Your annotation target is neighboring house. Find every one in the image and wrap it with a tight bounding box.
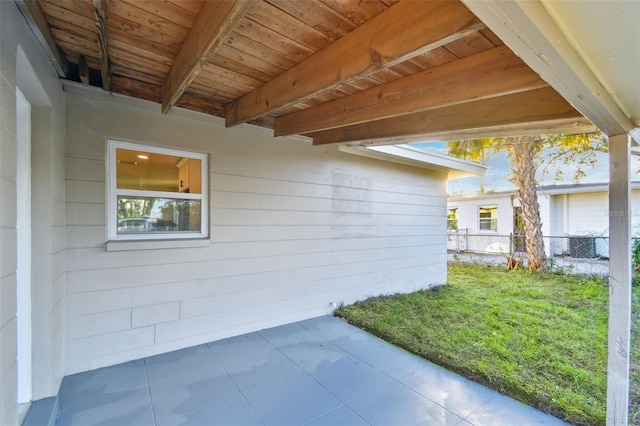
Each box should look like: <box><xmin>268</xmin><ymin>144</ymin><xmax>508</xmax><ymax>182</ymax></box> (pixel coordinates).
<box><xmin>447</xmin><ymin>182</ymin><xmax>640</xmax><ymax>257</ymax></box>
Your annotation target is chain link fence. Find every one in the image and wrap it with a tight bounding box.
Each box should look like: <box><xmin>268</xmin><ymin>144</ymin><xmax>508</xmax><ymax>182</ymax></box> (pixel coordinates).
<box><xmin>447</xmin><ymin>229</ymin><xmax>611</xmax><ymax>259</ymax></box>
<box><xmin>447</xmin><ymin>229</ymin><xmax>617</xmax><ymax>276</ymax></box>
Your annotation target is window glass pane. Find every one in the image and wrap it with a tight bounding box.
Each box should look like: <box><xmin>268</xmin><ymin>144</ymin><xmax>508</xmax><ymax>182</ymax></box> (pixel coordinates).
<box><xmin>116</xmin><ymin>148</ymin><xmax>202</xmax><ymax>194</ymax></box>
<box><xmin>117</xmin><ymin>196</ymin><xmax>201</xmax><ymax>234</ymax></box>
<box><xmin>447</xmin><ymin>208</ymin><xmax>458</xmax><ymax>230</ymax></box>
<box><xmin>479</xmin><ymin>206</ymin><xmax>497</xmax><ymax>230</ymax></box>
<box><xmin>479</xmin><ymin>207</ymin><xmax>496</xmax><ymax>218</ymax></box>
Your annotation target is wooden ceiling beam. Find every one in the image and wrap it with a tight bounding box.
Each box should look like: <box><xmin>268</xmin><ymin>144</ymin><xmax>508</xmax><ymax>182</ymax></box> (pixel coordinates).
<box><xmin>91</xmin><ymin>0</ymin><xmax>112</xmax><ymax>91</ymax></box>
<box><xmin>161</xmin><ymin>0</ymin><xmax>254</xmax><ymax>114</ymax></box>
<box><xmin>16</xmin><ymin>0</ymin><xmax>69</xmax><ymax>77</ymax></box>
<box><xmin>275</xmin><ymin>46</ymin><xmax>546</xmax><ymax>137</ymax></box>
<box><xmin>226</xmin><ymin>0</ymin><xmax>484</xmax><ymax>127</ymax></box>
<box><xmin>312</xmin><ymin>87</ymin><xmax>595</xmax><ymax>145</ymax></box>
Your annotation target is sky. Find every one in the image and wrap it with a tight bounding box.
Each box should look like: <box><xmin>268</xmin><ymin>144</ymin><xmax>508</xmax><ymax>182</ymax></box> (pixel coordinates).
<box><xmin>412</xmin><ymin>141</ymin><xmax>640</xmax><ymax>196</ymax></box>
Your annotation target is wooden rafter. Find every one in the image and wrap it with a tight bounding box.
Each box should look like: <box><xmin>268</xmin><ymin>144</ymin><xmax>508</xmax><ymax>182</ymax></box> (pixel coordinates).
<box><xmin>91</xmin><ymin>0</ymin><xmax>111</xmax><ymax>91</ymax></box>
<box><xmin>161</xmin><ymin>0</ymin><xmax>254</xmax><ymax>114</ymax></box>
<box><xmin>16</xmin><ymin>0</ymin><xmax>68</xmax><ymax>77</ymax></box>
<box><xmin>274</xmin><ymin>46</ymin><xmax>546</xmax><ymax>137</ymax></box>
<box><xmin>312</xmin><ymin>87</ymin><xmax>595</xmax><ymax>145</ymax></box>
<box><xmin>226</xmin><ymin>0</ymin><xmax>484</xmax><ymax>127</ymax></box>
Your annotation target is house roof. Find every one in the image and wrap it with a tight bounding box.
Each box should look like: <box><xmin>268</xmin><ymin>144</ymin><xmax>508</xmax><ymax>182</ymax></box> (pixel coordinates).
<box><xmin>448</xmin><ymin>181</ymin><xmax>640</xmax><ymax>202</ymax></box>
<box><xmin>17</xmin><ymin>0</ymin><xmax>622</xmax><ymax>147</ymax></box>
<box><xmin>339</xmin><ymin>144</ymin><xmax>488</xmax><ymax>179</ymax></box>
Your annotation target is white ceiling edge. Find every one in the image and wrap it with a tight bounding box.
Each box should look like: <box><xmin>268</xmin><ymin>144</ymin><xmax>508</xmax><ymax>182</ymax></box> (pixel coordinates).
<box><xmin>462</xmin><ymin>0</ymin><xmax>634</xmax><ymax>137</ymax></box>
<box><xmin>339</xmin><ymin>144</ymin><xmax>488</xmax><ymax>180</ymax></box>
<box><xmin>539</xmin><ymin>0</ymin><xmax>640</xmax><ymax>127</ymax></box>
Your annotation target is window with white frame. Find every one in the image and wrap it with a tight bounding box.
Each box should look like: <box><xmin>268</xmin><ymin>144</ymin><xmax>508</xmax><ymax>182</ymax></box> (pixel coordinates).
<box><xmin>447</xmin><ymin>208</ymin><xmax>458</xmax><ymax>230</ymax></box>
<box><xmin>478</xmin><ymin>206</ymin><xmax>498</xmax><ymax>231</ymax></box>
<box><xmin>107</xmin><ymin>140</ymin><xmax>208</xmax><ymax>240</ymax></box>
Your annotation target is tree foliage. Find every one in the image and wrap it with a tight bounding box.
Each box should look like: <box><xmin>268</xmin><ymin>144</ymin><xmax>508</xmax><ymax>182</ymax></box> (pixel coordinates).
<box><xmin>449</xmin><ymin>132</ymin><xmax>607</xmax><ymax>185</ymax></box>
<box><xmin>448</xmin><ymin>132</ymin><xmax>606</xmax><ymax>272</ymax></box>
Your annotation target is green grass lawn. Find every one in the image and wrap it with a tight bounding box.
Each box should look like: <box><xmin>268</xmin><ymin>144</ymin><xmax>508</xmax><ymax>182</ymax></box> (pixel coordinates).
<box><xmin>335</xmin><ymin>263</ymin><xmax>638</xmax><ymax>426</ymax></box>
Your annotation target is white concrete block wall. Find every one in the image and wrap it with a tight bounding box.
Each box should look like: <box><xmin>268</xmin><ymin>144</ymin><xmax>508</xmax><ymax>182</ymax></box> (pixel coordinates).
<box><xmin>448</xmin><ymin>193</ymin><xmax>555</xmax><ymax>255</ymax></box>
<box><xmin>565</xmin><ymin>192</ymin><xmax>610</xmax><ymax>235</ymax></box>
<box><xmin>450</xmin><ymin>189</ymin><xmax>640</xmax><ymax>258</ymax></box>
<box><xmin>448</xmin><ymin>195</ymin><xmax>515</xmax><ymax>253</ymax></box>
<box><xmin>548</xmin><ymin>190</ymin><xmax>640</xmax><ymax>238</ymax></box>
<box><xmin>1</xmin><ymin>1</ymin><xmax>66</xmax><ymax>424</ymax></box>
<box><xmin>0</xmin><ymin>4</ymin><xmax>20</xmax><ymax>422</ymax></box>
<box><xmin>634</xmin><ymin>192</ymin><xmax>640</xmax><ymax>236</ymax></box>
<box><xmin>64</xmin><ymin>86</ymin><xmax>448</xmax><ymax>375</ymax></box>
<box><xmin>31</xmin><ymin>104</ymin><xmax>67</xmax><ymax>401</ymax></box>
<box><xmin>448</xmin><ymin>195</ymin><xmax>512</xmax><ymax>235</ymax></box>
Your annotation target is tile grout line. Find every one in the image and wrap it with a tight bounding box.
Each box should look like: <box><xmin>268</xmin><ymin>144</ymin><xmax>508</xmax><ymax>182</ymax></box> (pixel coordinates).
<box><xmin>205</xmin><ymin>340</ymin><xmax>266</xmax><ymax>426</ymax></box>
<box><xmin>141</xmin><ymin>358</ymin><xmax>159</xmax><ymax>426</ymax></box>
<box><xmin>268</xmin><ymin>321</ymin><xmax>387</xmax><ymax>425</ymax></box>
<box><xmin>260</xmin><ymin>323</ymin><xmax>354</xmax><ymax>424</ymax></box>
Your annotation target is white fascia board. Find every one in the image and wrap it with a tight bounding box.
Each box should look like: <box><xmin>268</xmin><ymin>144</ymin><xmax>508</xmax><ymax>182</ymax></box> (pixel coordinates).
<box><xmin>449</xmin><ymin>182</ymin><xmax>640</xmax><ymax>201</ymax></box>
<box><xmin>540</xmin><ymin>182</ymin><xmax>640</xmax><ymax>196</ymax></box>
<box><xmin>339</xmin><ymin>144</ymin><xmax>488</xmax><ymax>179</ymax></box>
<box><xmin>462</xmin><ymin>0</ymin><xmax>633</xmax><ymax>137</ymax></box>
<box><xmin>448</xmin><ymin>192</ymin><xmax>515</xmax><ymax>202</ymax></box>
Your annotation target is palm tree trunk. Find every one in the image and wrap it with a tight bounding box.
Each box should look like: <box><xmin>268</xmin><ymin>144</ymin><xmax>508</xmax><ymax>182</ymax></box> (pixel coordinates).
<box><xmin>509</xmin><ymin>137</ymin><xmax>547</xmax><ymax>272</ymax></box>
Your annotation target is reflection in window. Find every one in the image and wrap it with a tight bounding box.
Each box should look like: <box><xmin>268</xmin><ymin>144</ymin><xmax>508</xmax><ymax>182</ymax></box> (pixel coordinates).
<box><xmin>116</xmin><ymin>197</ymin><xmax>201</xmax><ymax>234</ymax></box>
<box><xmin>447</xmin><ymin>208</ymin><xmax>458</xmax><ymax>230</ymax></box>
<box><xmin>479</xmin><ymin>206</ymin><xmax>498</xmax><ymax>231</ymax></box>
<box><xmin>108</xmin><ymin>141</ymin><xmax>208</xmax><ymax>240</ymax></box>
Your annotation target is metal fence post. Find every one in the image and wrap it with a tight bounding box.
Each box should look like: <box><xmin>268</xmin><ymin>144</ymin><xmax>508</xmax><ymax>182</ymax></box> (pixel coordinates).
<box><xmin>509</xmin><ymin>232</ymin><xmax>514</xmax><ymax>255</ymax></box>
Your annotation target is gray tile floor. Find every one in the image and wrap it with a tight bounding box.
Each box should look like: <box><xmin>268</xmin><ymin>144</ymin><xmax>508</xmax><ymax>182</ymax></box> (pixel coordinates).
<box><xmin>54</xmin><ymin>316</ymin><xmax>569</xmax><ymax>426</ymax></box>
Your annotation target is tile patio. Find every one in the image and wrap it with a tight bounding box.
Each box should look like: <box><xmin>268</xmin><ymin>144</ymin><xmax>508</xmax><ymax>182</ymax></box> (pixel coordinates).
<box><xmin>46</xmin><ymin>316</ymin><xmax>569</xmax><ymax>426</ymax></box>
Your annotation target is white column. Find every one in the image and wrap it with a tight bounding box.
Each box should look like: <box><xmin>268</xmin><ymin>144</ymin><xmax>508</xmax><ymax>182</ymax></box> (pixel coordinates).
<box><xmin>607</xmin><ymin>133</ymin><xmax>632</xmax><ymax>425</ymax></box>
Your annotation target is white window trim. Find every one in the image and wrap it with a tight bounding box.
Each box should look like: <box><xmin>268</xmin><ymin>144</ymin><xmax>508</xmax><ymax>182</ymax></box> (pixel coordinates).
<box><xmin>478</xmin><ymin>205</ymin><xmax>498</xmax><ymax>232</ymax></box>
<box><xmin>107</xmin><ymin>140</ymin><xmax>209</xmax><ymax>241</ymax></box>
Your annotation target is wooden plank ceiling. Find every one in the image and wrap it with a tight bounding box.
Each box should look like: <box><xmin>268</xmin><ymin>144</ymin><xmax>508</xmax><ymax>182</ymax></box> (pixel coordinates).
<box><xmin>25</xmin><ymin>0</ymin><xmax>595</xmax><ymax>144</ymax></box>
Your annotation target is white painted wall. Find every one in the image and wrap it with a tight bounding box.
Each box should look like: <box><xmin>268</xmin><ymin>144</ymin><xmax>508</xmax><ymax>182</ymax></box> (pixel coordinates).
<box><xmin>0</xmin><ymin>2</ymin><xmax>66</xmax><ymax>424</ymax></box>
<box><xmin>562</xmin><ymin>192</ymin><xmax>610</xmax><ymax>236</ymax></box>
<box><xmin>548</xmin><ymin>190</ymin><xmax>640</xmax><ymax>239</ymax></box>
<box><xmin>447</xmin><ymin>194</ymin><xmax>523</xmax><ymax>253</ymax></box>
<box><xmin>448</xmin><ymin>195</ymin><xmax>514</xmax><ymax>236</ymax></box>
<box><xmin>64</xmin><ymin>85</ymin><xmax>449</xmax><ymax>375</ymax></box>
<box><xmin>449</xmin><ymin>189</ymin><xmax>640</xmax><ymax>258</ymax></box>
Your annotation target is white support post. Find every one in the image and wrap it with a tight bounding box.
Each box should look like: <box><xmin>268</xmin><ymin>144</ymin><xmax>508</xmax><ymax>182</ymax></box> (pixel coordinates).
<box><xmin>607</xmin><ymin>133</ymin><xmax>632</xmax><ymax>425</ymax></box>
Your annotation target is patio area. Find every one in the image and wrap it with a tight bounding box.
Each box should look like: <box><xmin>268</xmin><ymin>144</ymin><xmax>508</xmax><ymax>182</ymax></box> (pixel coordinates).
<box><xmin>42</xmin><ymin>316</ymin><xmax>566</xmax><ymax>426</ymax></box>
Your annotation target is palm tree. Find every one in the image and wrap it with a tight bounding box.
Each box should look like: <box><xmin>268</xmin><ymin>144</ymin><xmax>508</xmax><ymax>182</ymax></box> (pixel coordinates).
<box><xmin>448</xmin><ymin>132</ymin><xmax>605</xmax><ymax>272</ymax></box>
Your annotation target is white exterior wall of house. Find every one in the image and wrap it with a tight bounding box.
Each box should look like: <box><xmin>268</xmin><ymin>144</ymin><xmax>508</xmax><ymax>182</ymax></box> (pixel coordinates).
<box><xmin>549</xmin><ymin>191</ymin><xmax>640</xmax><ymax>237</ymax></box>
<box><xmin>549</xmin><ymin>190</ymin><xmax>640</xmax><ymax>258</ymax></box>
<box><xmin>449</xmin><ymin>195</ymin><xmax>514</xmax><ymax>236</ymax></box>
<box><xmin>450</xmin><ymin>187</ymin><xmax>640</xmax><ymax>258</ymax></box>
<box><xmin>448</xmin><ymin>194</ymin><xmax>552</xmax><ymax>253</ymax></box>
<box><xmin>63</xmin><ymin>85</ymin><xmax>449</xmax><ymax>376</ymax></box>
<box><xmin>550</xmin><ymin>192</ymin><xmax>609</xmax><ymax>236</ymax></box>
<box><xmin>0</xmin><ymin>2</ymin><xmax>454</xmax><ymax>417</ymax></box>
<box><xmin>0</xmin><ymin>2</ymin><xmax>67</xmax><ymax>424</ymax></box>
